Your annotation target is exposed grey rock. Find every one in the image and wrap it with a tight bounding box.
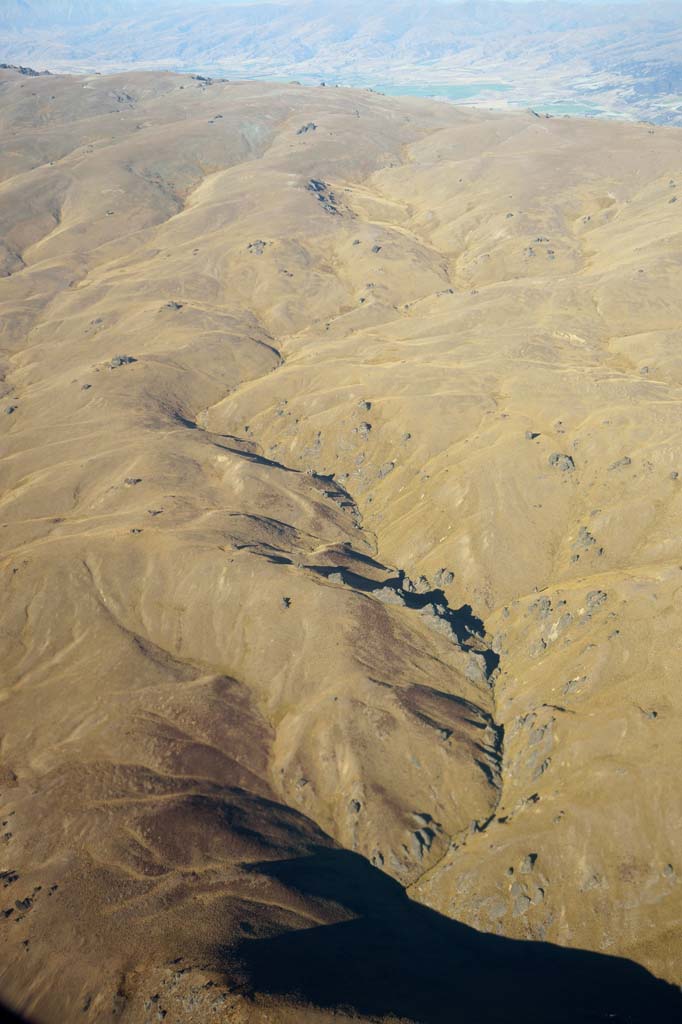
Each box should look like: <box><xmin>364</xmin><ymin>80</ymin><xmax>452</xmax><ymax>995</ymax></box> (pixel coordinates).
<box><xmin>109</xmin><ymin>355</ymin><xmax>136</xmax><ymax>368</ymax></box>
<box><xmin>563</xmin><ymin>675</ymin><xmax>587</xmax><ymax>695</ymax></box>
<box><xmin>520</xmin><ymin>853</ymin><xmax>538</xmax><ymax>873</ymax></box>
<box><xmin>280</xmin><ymin>596</ymin><xmax>291</xmax><ymax>609</ymax></box>
<box><xmin>415</xmin><ymin>575</ymin><xmax>431</xmax><ymax>594</ymax></box>
<box><xmin>551</xmin><ymin>611</ymin><xmax>573</xmax><ymax>638</ymax></box>
<box><xmin>374</xmin><ymin>586</ymin><xmax>405</xmax><ymax>606</ymax></box>
<box><xmin>576</xmin><ymin>525</ymin><xmax>596</xmax><ymax>550</ymax></box>
<box><xmin>165</xmin><ymin>300</ymin><xmax>183</xmax><ymax>309</ymax></box>
<box><xmin>433</xmin><ymin>568</ymin><xmax>454</xmax><ymax>588</ymax></box>
<box><xmin>357</xmin><ymin>422</ymin><xmax>372</xmax><ymax>440</ymax></box>
<box><xmin>5</xmin><ymin>405</ymin><xmax>17</xmax><ymax>415</ymax></box>
<box><xmin>371</xmin><ymin>244</ymin><xmax>382</xmax><ymax>254</ymax></box>
<box><xmin>548</xmin><ymin>452</ymin><xmax>575</xmax><ymax>472</ymax></box>
<box><xmin>307</xmin><ymin>178</ymin><xmax>339</xmax><ymax>214</ymax></box>
<box><xmin>529</xmin><ymin>638</ymin><xmax>547</xmax><ymax>658</ymax></box>
<box><xmin>465</xmin><ymin>652</ymin><xmax>489</xmax><ymax>685</ymax></box>
<box><xmin>411</xmin><ymin>828</ymin><xmax>435</xmax><ymax>858</ymax></box>
<box><xmin>296</xmin><ymin>122</ymin><xmax>317</xmax><ymax>135</ymax></box>
<box><xmin>358</xmin><ymin>400</ymin><xmax>372</xmax><ymax>411</ymax></box>
<box><xmin>512</xmin><ymin>893</ymin><xmax>531</xmax><ymax>917</ymax></box>
<box><xmin>0</xmin><ymin>64</ymin><xmax>51</xmax><ymax>77</ymax></box>
<box><xmin>378</xmin><ymin>461</ymin><xmax>395</xmax><ymax>479</ymax></box>
<box><xmin>528</xmin><ymin>724</ymin><xmax>549</xmax><ymax>746</ymax></box>
<box><xmin>485</xmin><ymin>898</ymin><xmax>507</xmax><ymax>920</ymax></box>
<box><xmin>526</xmin><ymin>430</ymin><xmax>540</xmax><ymax>440</ymax></box>
<box><xmin>247</xmin><ymin>239</ymin><xmax>267</xmax><ymax>255</ymax></box>
<box><xmin>530</xmin><ymin>596</ymin><xmax>552</xmax><ymax>618</ymax></box>
<box><xmin>124</xmin><ymin>477</ymin><xmax>142</xmax><ymax>486</ymax></box>
<box><xmin>586</xmin><ymin>589</ymin><xmax>608</xmax><ymax>610</ymax></box>
<box><xmin>608</xmin><ymin>456</ymin><xmax>632</xmax><ymax>471</ymax></box>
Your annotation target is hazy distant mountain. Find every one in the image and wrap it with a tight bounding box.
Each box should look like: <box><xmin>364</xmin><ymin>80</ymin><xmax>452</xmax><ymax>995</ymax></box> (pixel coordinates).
<box><xmin>1</xmin><ymin>1</ymin><xmax>681</xmax><ymax>123</ymax></box>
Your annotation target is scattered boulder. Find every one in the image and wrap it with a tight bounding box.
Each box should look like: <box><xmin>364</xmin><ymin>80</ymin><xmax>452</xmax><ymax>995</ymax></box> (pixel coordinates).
<box><xmin>530</xmin><ymin>596</ymin><xmax>552</xmax><ymax>618</ymax></box>
<box><xmin>520</xmin><ymin>853</ymin><xmax>538</xmax><ymax>874</ymax></box>
<box><xmin>296</xmin><ymin>122</ymin><xmax>317</xmax><ymax>135</ymax></box>
<box><xmin>357</xmin><ymin>422</ymin><xmax>372</xmax><ymax>440</ymax></box>
<box><xmin>586</xmin><ymin>590</ymin><xmax>608</xmax><ymax>611</ymax></box>
<box><xmin>109</xmin><ymin>355</ymin><xmax>136</xmax><ymax>368</ymax></box>
<box><xmin>307</xmin><ymin>179</ymin><xmax>339</xmax><ymax>215</ymax></box>
<box><xmin>548</xmin><ymin>452</ymin><xmax>575</xmax><ymax>472</ymax></box>
<box><xmin>377</xmin><ymin>461</ymin><xmax>395</xmax><ymax>479</ymax></box>
<box><xmin>371</xmin><ymin>244</ymin><xmax>382</xmax><ymax>254</ymax></box>
<box><xmin>5</xmin><ymin>405</ymin><xmax>17</xmax><ymax>415</ymax></box>
<box><xmin>358</xmin><ymin>400</ymin><xmax>372</xmax><ymax>411</ymax></box>
<box><xmin>526</xmin><ymin>430</ymin><xmax>540</xmax><ymax>440</ymax></box>
<box><xmin>165</xmin><ymin>301</ymin><xmax>183</xmax><ymax>310</ymax></box>
<box><xmin>247</xmin><ymin>240</ymin><xmax>267</xmax><ymax>255</ymax></box>
<box><xmin>576</xmin><ymin>526</ymin><xmax>596</xmax><ymax>550</ymax></box>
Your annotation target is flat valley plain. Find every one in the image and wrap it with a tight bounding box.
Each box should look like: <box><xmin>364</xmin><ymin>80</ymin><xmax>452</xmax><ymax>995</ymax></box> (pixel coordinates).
<box><xmin>0</xmin><ymin>66</ymin><xmax>682</xmax><ymax>1023</ymax></box>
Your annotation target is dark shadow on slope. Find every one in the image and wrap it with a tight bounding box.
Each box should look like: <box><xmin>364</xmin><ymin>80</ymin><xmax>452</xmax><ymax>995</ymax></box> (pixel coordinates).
<box><xmin>0</xmin><ymin>1003</ymin><xmax>29</xmax><ymax>1024</ymax></box>
<box><xmin>235</xmin><ymin>848</ymin><xmax>682</xmax><ymax>1024</ymax></box>
<box><xmin>214</xmin><ymin>443</ymin><xmax>298</xmax><ymax>473</ymax></box>
<box><xmin>307</xmin><ymin>564</ymin><xmax>500</xmax><ymax>676</ymax></box>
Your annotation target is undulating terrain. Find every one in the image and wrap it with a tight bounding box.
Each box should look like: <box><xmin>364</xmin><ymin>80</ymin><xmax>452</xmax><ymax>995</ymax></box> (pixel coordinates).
<box><xmin>0</xmin><ymin>65</ymin><xmax>681</xmax><ymax>1022</ymax></box>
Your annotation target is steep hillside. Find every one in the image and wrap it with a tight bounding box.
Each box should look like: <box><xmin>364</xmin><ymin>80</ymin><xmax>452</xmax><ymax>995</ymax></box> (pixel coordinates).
<box><xmin>0</xmin><ymin>67</ymin><xmax>681</xmax><ymax>1023</ymax></box>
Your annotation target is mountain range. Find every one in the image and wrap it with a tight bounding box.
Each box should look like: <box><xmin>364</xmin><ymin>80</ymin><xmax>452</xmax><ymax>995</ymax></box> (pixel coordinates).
<box><xmin>1</xmin><ymin>1</ymin><xmax>681</xmax><ymax>123</ymax></box>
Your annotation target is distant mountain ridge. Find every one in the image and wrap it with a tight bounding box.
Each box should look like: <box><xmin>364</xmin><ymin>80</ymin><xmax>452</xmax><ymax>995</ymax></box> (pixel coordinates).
<box><xmin>1</xmin><ymin>1</ymin><xmax>681</xmax><ymax>124</ymax></box>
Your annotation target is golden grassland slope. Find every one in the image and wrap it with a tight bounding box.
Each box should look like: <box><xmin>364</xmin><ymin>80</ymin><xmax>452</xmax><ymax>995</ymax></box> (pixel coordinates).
<box><xmin>0</xmin><ymin>68</ymin><xmax>681</xmax><ymax>1023</ymax></box>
